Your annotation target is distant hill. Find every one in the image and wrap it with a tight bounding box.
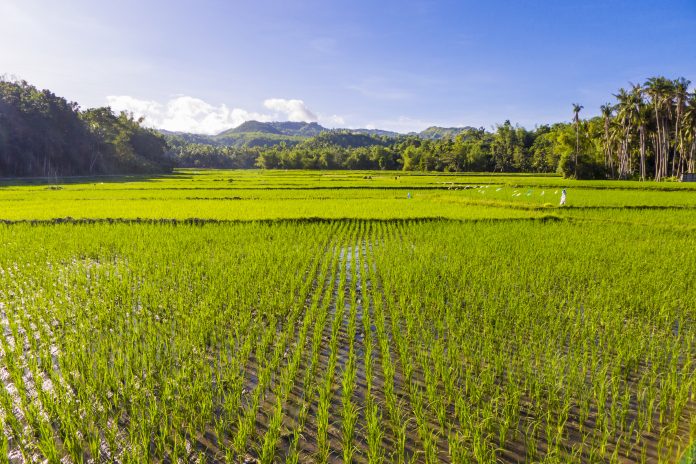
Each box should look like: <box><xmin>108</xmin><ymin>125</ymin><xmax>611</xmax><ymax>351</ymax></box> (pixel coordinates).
<box><xmin>218</xmin><ymin>132</ymin><xmax>305</xmax><ymax>148</ymax></box>
<box><xmin>346</xmin><ymin>128</ymin><xmax>400</xmax><ymax>138</ymax></box>
<box><xmin>160</xmin><ymin>121</ymin><xmax>480</xmax><ymax>148</ymax></box>
<box><xmin>298</xmin><ymin>131</ymin><xmax>390</xmax><ymax>149</ymax></box>
<box><xmin>415</xmin><ymin>126</ymin><xmax>478</xmax><ymax>140</ymax></box>
<box><xmin>192</xmin><ymin>121</ymin><xmax>326</xmax><ymax>147</ymax></box>
<box><xmin>225</xmin><ymin>120</ymin><xmax>281</xmax><ymax>135</ymax></box>
<box><xmin>220</xmin><ymin>121</ymin><xmax>325</xmax><ymax>137</ymax></box>
<box><xmin>158</xmin><ymin>130</ymin><xmax>219</xmax><ymax>145</ymax></box>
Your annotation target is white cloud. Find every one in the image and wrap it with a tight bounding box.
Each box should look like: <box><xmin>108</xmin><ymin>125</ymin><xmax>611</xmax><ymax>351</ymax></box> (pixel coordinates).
<box><xmin>263</xmin><ymin>98</ymin><xmax>317</xmax><ymax>122</ymax></box>
<box><xmin>107</xmin><ymin>95</ymin><xmax>162</xmax><ymax>117</ymax></box>
<box><xmin>106</xmin><ymin>95</ymin><xmax>271</xmax><ymax>134</ymax></box>
<box><xmin>106</xmin><ymin>95</ymin><xmax>347</xmax><ymax>134</ymax></box>
<box><xmin>320</xmin><ymin>114</ymin><xmax>346</xmax><ymax>127</ymax></box>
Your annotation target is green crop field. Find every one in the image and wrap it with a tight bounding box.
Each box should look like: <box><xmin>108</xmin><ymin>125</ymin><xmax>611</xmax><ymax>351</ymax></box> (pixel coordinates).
<box><xmin>0</xmin><ymin>170</ymin><xmax>695</xmax><ymax>463</ymax></box>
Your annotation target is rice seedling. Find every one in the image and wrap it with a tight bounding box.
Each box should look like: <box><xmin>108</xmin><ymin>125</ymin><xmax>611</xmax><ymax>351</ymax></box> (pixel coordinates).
<box><xmin>0</xmin><ymin>170</ymin><xmax>694</xmax><ymax>462</ymax></box>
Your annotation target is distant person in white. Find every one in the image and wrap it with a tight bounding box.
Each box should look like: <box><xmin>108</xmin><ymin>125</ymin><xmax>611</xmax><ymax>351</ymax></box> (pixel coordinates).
<box><xmin>560</xmin><ymin>189</ymin><xmax>567</xmax><ymax>206</ymax></box>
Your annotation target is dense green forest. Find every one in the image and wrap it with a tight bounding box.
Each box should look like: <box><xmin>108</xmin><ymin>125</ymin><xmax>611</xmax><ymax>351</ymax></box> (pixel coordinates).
<box><xmin>0</xmin><ymin>79</ymin><xmax>172</xmax><ymax>177</ymax></box>
<box><xmin>2</xmin><ymin>77</ymin><xmax>694</xmax><ymax>179</ymax></box>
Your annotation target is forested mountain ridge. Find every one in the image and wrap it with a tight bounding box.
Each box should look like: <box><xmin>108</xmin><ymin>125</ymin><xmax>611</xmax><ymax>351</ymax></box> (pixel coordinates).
<box><xmin>221</xmin><ymin>120</ymin><xmax>325</xmax><ymax>137</ymax></box>
<box><xmin>412</xmin><ymin>126</ymin><xmax>478</xmax><ymax>139</ymax></box>
<box><xmin>0</xmin><ymin>79</ymin><xmax>173</xmax><ymax>177</ymax></box>
<box><xmin>161</xmin><ymin>121</ymin><xmax>478</xmax><ymax>147</ymax></box>
<box><xmin>159</xmin><ymin>121</ymin><xmax>324</xmax><ymax>149</ymax></box>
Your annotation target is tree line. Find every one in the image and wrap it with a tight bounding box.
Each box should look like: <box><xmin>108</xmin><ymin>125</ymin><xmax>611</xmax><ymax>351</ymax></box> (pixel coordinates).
<box><xmin>0</xmin><ymin>79</ymin><xmax>172</xmax><ymax>177</ymax></box>
<box><xmin>599</xmin><ymin>77</ymin><xmax>695</xmax><ymax>180</ymax></box>
<box><xmin>2</xmin><ymin>76</ymin><xmax>694</xmax><ymax>179</ymax></box>
<box><xmin>170</xmin><ymin>76</ymin><xmax>695</xmax><ymax>179</ymax></box>
<box><xmin>167</xmin><ymin>121</ymin><xmax>603</xmax><ymax>177</ymax></box>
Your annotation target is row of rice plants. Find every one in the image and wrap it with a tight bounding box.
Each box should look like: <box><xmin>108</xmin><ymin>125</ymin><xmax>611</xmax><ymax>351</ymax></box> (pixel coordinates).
<box><xmin>371</xmin><ymin>219</ymin><xmax>695</xmax><ymax>462</ymax></box>
<box><xmin>0</xmin><ymin>223</ymin><xmax>337</xmax><ymax>462</ymax></box>
<box><xmin>0</xmin><ymin>217</ymin><xmax>693</xmax><ymax>462</ymax></box>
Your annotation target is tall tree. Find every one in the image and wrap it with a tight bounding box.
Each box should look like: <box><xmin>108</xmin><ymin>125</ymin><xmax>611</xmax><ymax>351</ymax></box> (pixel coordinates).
<box><xmin>644</xmin><ymin>77</ymin><xmax>674</xmax><ymax>180</ymax></box>
<box><xmin>572</xmin><ymin>103</ymin><xmax>583</xmax><ymax>178</ymax></box>
<box><xmin>684</xmin><ymin>92</ymin><xmax>696</xmax><ymax>174</ymax></box>
<box><xmin>599</xmin><ymin>103</ymin><xmax>615</xmax><ymax>177</ymax></box>
<box><xmin>673</xmin><ymin>77</ymin><xmax>691</xmax><ymax>177</ymax></box>
<box><xmin>630</xmin><ymin>85</ymin><xmax>649</xmax><ymax>181</ymax></box>
<box><xmin>613</xmin><ymin>89</ymin><xmax>634</xmax><ymax>179</ymax></box>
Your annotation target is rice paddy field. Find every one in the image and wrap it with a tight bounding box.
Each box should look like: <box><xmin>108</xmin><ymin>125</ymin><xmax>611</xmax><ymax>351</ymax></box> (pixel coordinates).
<box><xmin>0</xmin><ymin>169</ymin><xmax>695</xmax><ymax>463</ymax></box>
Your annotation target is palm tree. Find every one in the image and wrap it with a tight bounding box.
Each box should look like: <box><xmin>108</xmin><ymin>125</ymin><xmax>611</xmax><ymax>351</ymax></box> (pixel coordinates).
<box><xmin>630</xmin><ymin>84</ymin><xmax>650</xmax><ymax>181</ymax></box>
<box><xmin>684</xmin><ymin>92</ymin><xmax>696</xmax><ymax>174</ymax></box>
<box><xmin>644</xmin><ymin>77</ymin><xmax>663</xmax><ymax>179</ymax></box>
<box><xmin>600</xmin><ymin>103</ymin><xmax>615</xmax><ymax>177</ymax></box>
<box><xmin>644</xmin><ymin>77</ymin><xmax>674</xmax><ymax>180</ymax></box>
<box><xmin>673</xmin><ymin>78</ymin><xmax>691</xmax><ymax>177</ymax></box>
<box><xmin>613</xmin><ymin>89</ymin><xmax>633</xmax><ymax>179</ymax></box>
<box><xmin>572</xmin><ymin>103</ymin><xmax>583</xmax><ymax>178</ymax></box>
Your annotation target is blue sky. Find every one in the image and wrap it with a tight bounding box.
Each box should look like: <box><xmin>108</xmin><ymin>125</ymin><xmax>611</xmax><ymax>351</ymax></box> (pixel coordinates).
<box><xmin>1</xmin><ymin>0</ymin><xmax>695</xmax><ymax>133</ymax></box>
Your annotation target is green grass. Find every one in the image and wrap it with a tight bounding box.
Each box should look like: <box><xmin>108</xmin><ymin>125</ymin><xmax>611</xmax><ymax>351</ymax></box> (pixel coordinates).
<box><xmin>0</xmin><ymin>169</ymin><xmax>694</xmax><ymax>463</ymax></box>
<box><xmin>0</xmin><ymin>197</ymin><xmax>550</xmax><ymax>221</ymax></box>
<box><xmin>2</xmin><ymin>168</ymin><xmax>695</xmax><ymax>222</ymax></box>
